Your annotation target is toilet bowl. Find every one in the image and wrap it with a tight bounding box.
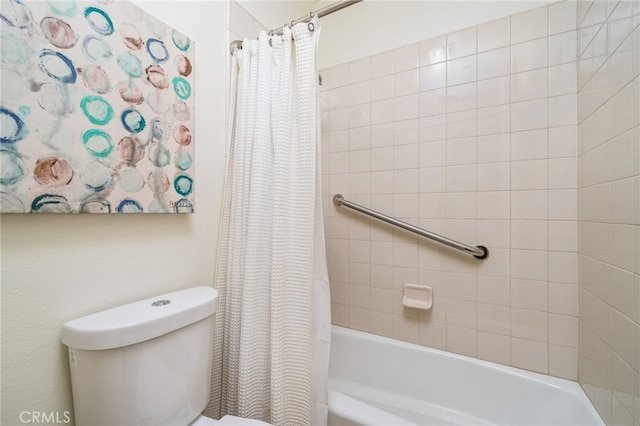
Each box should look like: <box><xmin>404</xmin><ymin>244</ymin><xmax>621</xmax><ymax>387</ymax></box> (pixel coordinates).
<box><xmin>61</xmin><ymin>286</ymin><xmax>271</xmax><ymax>426</ymax></box>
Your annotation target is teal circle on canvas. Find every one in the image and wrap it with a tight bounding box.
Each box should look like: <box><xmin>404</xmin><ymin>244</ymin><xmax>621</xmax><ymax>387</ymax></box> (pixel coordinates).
<box><xmin>171</xmin><ymin>77</ymin><xmax>191</xmax><ymax>100</ymax></box>
<box><xmin>81</xmin><ymin>95</ymin><xmax>113</xmax><ymax>125</ymax></box>
<box><xmin>173</xmin><ymin>174</ymin><xmax>193</xmax><ymax>196</ymax></box>
<box><xmin>84</xmin><ymin>7</ymin><xmax>114</xmax><ymax>36</ymax></box>
<box><xmin>31</xmin><ymin>193</ymin><xmax>72</xmax><ymax>213</ymax></box>
<box><xmin>47</xmin><ymin>1</ymin><xmax>77</xmax><ymax>17</ymax></box>
<box><xmin>82</xmin><ymin>129</ymin><xmax>113</xmax><ymax>158</ymax></box>
<box><xmin>171</xmin><ymin>30</ymin><xmax>190</xmax><ymax>51</ymax></box>
<box><xmin>117</xmin><ymin>51</ymin><xmax>143</xmax><ymax>78</ymax></box>
<box><xmin>174</xmin><ymin>149</ymin><xmax>192</xmax><ymax>171</ymax></box>
<box><xmin>0</xmin><ymin>149</ymin><xmax>27</xmax><ymax>185</ymax></box>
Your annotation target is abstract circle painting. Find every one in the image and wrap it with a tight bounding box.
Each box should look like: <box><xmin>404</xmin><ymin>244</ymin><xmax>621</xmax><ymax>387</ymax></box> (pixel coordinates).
<box><xmin>0</xmin><ymin>0</ymin><xmax>195</xmax><ymax>214</ymax></box>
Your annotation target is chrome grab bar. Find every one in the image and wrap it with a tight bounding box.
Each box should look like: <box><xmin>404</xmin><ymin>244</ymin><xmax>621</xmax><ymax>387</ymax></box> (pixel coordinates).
<box><xmin>332</xmin><ymin>194</ymin><xmax>489</xmax><ymax>260</ymax></box>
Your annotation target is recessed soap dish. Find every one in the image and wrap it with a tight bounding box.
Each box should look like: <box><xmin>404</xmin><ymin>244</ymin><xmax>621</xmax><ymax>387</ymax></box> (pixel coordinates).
<box><xmin>402</xmin><ymin>284</ymin><xmax>433</xmax><ymax>310</ymax></box>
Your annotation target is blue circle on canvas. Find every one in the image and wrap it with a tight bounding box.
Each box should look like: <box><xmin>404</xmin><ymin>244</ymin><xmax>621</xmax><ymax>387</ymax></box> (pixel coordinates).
<box><xmin>39</xmin><ymin>49</ymin><xmax>77</xmax><ymax>84</ymax></box>
<box><xmin>116</xmin><ymin>198</ymin><xmax>143</xmax><ymax>213</ymax></box>
<box><xmin>80</xmin><ymin>160</ymin><xmax>112</xmax><ymax>192</ymax></box>
<box><xmin>0</xmin><ymin>107</ymin><xmax>27</xmax><ymax>143</ymax></box>
<box><xmin>146</xmin><ymin>38</ymin><xmax>169</xmax><ymax>63</ymax></box>
<box><xmin>82</xmin><ymin>35</ymin><xmax>112</xmax><ymax>65</ymax></box>
<box><xmin>174</xmin><ymin>198</ymin><xmax>193</xmax><ymax>213</ymax></box>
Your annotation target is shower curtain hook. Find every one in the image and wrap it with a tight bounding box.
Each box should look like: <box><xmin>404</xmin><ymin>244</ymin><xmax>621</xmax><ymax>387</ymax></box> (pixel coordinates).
<box><xmin>307</xmin><ymin>12</ymin><xmax>315</xmax><ymax>32</ymax></box>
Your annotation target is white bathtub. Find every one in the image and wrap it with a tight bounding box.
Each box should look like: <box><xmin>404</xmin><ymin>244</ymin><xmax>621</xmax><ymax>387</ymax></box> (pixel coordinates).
<box><xmin>328</xmin><ymin>326</ymin><xmax>603</xmax><ymax>426</ymax></box>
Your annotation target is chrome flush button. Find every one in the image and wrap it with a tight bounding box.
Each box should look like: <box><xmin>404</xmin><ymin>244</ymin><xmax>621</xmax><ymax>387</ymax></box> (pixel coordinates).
<box><xmin>151</xmin><ymin>300</ymin><xmax>171</xmax><ymax>307</ymax></box>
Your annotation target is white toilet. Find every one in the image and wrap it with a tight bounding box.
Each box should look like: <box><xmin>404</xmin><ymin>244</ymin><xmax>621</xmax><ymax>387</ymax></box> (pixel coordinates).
<box><xmin>61</xmin><ymin>286</ymin><xmax>270</xmax><ymax>426</ymax></box>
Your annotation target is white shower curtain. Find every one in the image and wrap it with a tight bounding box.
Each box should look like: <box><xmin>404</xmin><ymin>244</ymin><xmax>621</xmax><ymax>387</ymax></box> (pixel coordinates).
<box><xmin>208</xmin><ymin>19</ymin><xmax>330</xmax><ymax>426</ymax></box>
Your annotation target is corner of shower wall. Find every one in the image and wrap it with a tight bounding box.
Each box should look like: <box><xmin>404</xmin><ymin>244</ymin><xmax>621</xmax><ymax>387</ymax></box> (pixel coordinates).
<box><xmin>320</xmin><ymin>0</ymin><xmax>584</xmax><ymax>383</ymax></box>
<box><xmin>225</xmin><ymin>1</ymin><xmax>269</xmax><ymax>138</ymax></box>
<box><xmin>207</xmin><ymin>2</ymin><xmax>268</xmax><ymax>419</ymax></box>
<box><xmin>576</xmin><ymin>1</ymin><xmax>640</xmax><ymax>424</ymax></box>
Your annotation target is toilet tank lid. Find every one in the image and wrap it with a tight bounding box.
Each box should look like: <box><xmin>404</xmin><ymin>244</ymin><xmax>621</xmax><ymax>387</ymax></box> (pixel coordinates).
<box><xmin>61</xmin><ymin>286</ymin><xmax>218</xmax><ymax>350</ymax></box>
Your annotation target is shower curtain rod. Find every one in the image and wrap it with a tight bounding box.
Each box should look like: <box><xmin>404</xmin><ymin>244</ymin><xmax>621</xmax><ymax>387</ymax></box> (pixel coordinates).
<box><xmin>229</xmin><ymin>0</ymin><xmax>363</xmax><ymax>54</ymax></box>
<box><xmin>333</xmin><ymin>194</ymin><xmax>489</xmax><ymax>259</ymax></box>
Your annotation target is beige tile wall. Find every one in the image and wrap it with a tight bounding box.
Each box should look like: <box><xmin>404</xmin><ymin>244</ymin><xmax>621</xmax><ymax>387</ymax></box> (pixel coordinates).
<box><xmin>576</xmin><ymin>1</ymin><xmax>640</xmax><ymax>425</ymax></box>
<box><xmin>320</xmin><ymin>2</ymin><xmax>581</xmax><ymax>380</ymax></box>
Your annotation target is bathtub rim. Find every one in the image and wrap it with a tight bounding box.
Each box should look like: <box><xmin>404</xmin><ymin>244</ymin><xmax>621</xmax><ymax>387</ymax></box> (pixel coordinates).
<box><xmin>329</xmin><ymin>325</ymin><xmax>604</xmax><ymax>425</ymax></box>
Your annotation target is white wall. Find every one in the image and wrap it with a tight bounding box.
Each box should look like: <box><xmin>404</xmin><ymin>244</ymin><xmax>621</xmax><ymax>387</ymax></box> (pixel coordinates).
<box><xmin>0</xmin><ymin>1</ymin><xmax>228</xmax><ymax>424</ymax></box>
<box><xmin>235</xmin><ymin>0</ymin><xmax>313</xmax><ymax>34</ymax></box>
<box><xmin>316</xmin><ymin>0</ymin><xmax>555</xmax><ymax>69</ymax></box>
<box><xmin>231</xmin><ymin>1</ymin><xmax>557</xmax><ymax>69</ymax></box>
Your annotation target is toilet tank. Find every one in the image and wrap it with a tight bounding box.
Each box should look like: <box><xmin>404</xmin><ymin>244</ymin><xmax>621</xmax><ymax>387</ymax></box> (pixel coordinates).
<box><xmin>61</xmin><ymin>286</ymin><xmax>218</xmax><ymax>426</ymax></box>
